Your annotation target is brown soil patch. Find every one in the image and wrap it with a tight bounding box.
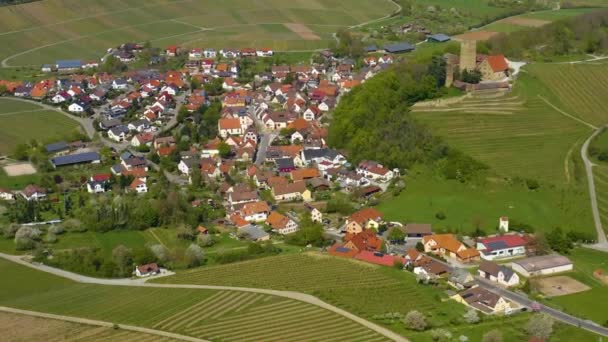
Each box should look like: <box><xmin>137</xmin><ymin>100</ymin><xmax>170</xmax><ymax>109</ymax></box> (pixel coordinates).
<box><xmin>533</xmin><ymin>275</ymin><xmax>591</xmax><ymax>297</ymax></box>
<box><xmin>453</xmin><ymin>30</ymin><xmax>499</xmax><ymax>42</ymax></box>
<box><xmin>284</xmin><ymin>23</ymin><xmax>321</xmax><ymax>41</ymax></box>
<box><xmin>499</xmin><ymin>17</ymin><xmax>550</xmax><ymax>27</ymax></box>
<box><xmin>3</xmin><ymin>162</ymin><xmax>36</xmax><ymax>176</ymax></box>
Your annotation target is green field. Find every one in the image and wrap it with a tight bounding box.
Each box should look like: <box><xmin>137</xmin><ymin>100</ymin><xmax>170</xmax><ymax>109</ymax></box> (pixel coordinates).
<box><xmin>0</xmin><ymin>0</ymin><xmax>398</xmax><ymax>66</ymax></box>
<box><xmin>0</xmin><ymin>258</ymin><xmax>389</xmax><ymax>341</ymax></box>
<box><xmin>0</xmin><ymin>98</ymin><xmax>81</xmax><ymax>154</ymax></box>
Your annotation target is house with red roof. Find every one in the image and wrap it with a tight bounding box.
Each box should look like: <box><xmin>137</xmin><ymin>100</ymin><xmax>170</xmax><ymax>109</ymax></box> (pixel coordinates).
<box><xmin>218</xmin><ymin>118</ymin><xmax>243</xmax><ymax>138</ymax></box>
<box><xmin>479</xmin><ymin>55</ymin><xmax>510</xmax><ymax>81</ymax></box>
<box><xmin>476</xmin><ymin>234</ymin><xmax>527</xmax><ymax>261</ymax></box>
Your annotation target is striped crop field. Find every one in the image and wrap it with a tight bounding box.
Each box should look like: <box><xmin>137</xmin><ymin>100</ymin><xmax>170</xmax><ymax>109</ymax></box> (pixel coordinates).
<box><xmin>0</xmin><ymin>258</ymin><xmax>390</xmax><ymax>341</ymax></box>
<box><xmin>527</xmin><ymin>63</ymin><xmax>608</xmax><ymax>127</ymax></box>
<box><xmin>154</xmin><ymin>253</ymin><xmax>467</xmax><ymax>321</ymax></box>
<box><xmin>411</xmin><ymin>73</ymin><xmax>592</xmax><ymax>184</ymax></box>
<box><xmin>0</xmin><ymin>0</ymin><xmax>397</xmax><ymax>66</ymax></box>
<box><xmin>0</xmin><ymin>311</ymin><xmax>179</xmax><ymax>342</ymax></box>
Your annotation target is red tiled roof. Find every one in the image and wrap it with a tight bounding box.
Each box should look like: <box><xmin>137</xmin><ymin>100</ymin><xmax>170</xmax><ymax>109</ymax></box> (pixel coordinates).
<box><xmin>354</xmin><ymin>251</ymin><xmax>404</xmax><ymax>267</ymax></box>
<box><xmin>485</xmin><ymin>55</ymin><xmax>509</xmax><ymax>72</ymax></box>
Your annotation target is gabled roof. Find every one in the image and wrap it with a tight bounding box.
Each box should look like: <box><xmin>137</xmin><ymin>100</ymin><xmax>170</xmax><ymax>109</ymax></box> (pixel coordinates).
<box><xmin>355</xmin><ymin>251</ymin><xmax>404</xmax><ymax>267</ymax></box>
<box><xmin>478</xmin><ymin>235</ymin><xmax>527</xmax><ymax>252</ymax></box>
<box><xmin>266</xmin><ymin>211</ymin><xmax>290</xmax><ymax>229</ymax></box>
<box><xmin>348</xmin><ymin>207</ymin><xmax>384</xmax><ymax>225</ymax></box>
<box><xmin>485</xmin><ymin>55</ymin><xmax>509</xmax><ymax>72</ymax></box>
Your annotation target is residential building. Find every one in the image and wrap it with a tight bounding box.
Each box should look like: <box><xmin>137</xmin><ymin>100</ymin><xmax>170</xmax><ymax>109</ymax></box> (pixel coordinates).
<box><xmin>266</xmin><ymin>211</ymin><xmax>299</xmax><ymax>235</ymax></box>
<box><xmin>478</xmin><ymin>260</ymin><xmax>520</xmax><ymax>287</ymax></box>
<box><xmin>271</xmin><ymin>181</ymin><xmax>311</xmax><ymax>202</ymax></box>
<box><xmin>404</xmin><ymin>223</ymin><xmax>432</xmax><ymax>238</ymax></box>
<box><xmin>452</xmin><ymin>286</ymin><xmax>511</xmax><ymax>314</ymax></box>
<box><xmin>345</xmin><ymin>208</ymin><xmax>384</xmax><ymax>234</ymax></box>
<box><xmin>21</xmin><ymin>185</ymin><xmax>46</xmax><ymax>201</ymax></box>
<box><xmin>343</xmin><ymin>229</ymin><xmax>382</xmax><ymax>252</ymax></box>
<box><xmin>423</xmin><ymin>234</ymin><xmax>480</xmax><ymax>263</ymax></box>
<box><xmin>135</xmin><ymin>263</ymin><xmax>160</xmax><ymax>277</ymax></box>
<box><xmin>305</xmin><ymin>204</ymin><xmax>322</xmax><ymax>223</ymax></box>
<box><xmin>240</xmin><ymin>201</ymin><xmax>271</xmax><ymax>222</ymax></box>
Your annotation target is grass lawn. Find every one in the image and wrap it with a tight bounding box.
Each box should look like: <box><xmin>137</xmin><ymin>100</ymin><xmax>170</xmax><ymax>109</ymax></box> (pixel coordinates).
<box><xmin>0</xmin><ymin>99</ymin><xmax>81</xmax><ymax>155</ymax></box>
<box><xmin>0</xmin><ymin>168</ymin><xmax>40</xmax><ymax>190</ymax></box>
<box><xmin>0</xmin><ymin>258</ymin><xmax>389</xmax><ymax>341</ymax></box>
<box><xmin>377</xmin><ymin>166</ymin><xmax>594</xmax><ymax>236</ymax></box>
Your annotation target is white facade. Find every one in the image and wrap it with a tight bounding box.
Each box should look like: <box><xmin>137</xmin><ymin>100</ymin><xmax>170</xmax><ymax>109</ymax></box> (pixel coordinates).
<box><xmin>511</xmin><ymin>263</ymin><xmax>573</xmax><ymax>278</ymax></box>
<box><xmin>275</xmin><ymin>219</ymin><xmax>298</xmax><ymax>235</ymax></box>
<box><xmin>68</xmin><ymin>103</ymin><xmax>85</xmax><ymax>113</ymax></box>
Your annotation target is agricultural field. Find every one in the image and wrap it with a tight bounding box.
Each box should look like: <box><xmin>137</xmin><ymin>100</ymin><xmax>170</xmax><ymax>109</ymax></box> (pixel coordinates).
<box><xmin>412</xmin><ymin>72</ymin><xmax>592</xmax><ymax>185</ymax></box>
<box><xmin>0</xmin><ymin>98</ymin><xmax>81</xmax><ymax>155</ymax></box>
<box><xmin>0</xmin><ymin>258</ymin><xmax>389</xmax><ymax>341</ymax></box>
<box><xmin>0</xmin><ymin>0</ymin><xmax>398</xmax><ymax>66</ymax></box>
<box><xmin>0</xmin><ymin>311</ymin><xmax>180</xmax><ymax>342</ymax></box>
<box><xmin>593</xmin><ymin>164</ymin><xmax>608</xmax><ymax>232</ymax></box>
<box><xmin>154</xmin><ymin>252</ymin><xmax>472</xmax><ymax>334</ymax></box>
<box><xmin>527</xmin><ymin>63</ymin><xmax>608</xmax><ymax>127</ymax></box>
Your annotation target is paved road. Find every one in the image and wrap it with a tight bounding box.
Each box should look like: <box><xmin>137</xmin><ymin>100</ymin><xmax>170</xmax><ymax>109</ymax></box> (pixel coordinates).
<box><xmin>581</xmin><ymin>127</ymin><xmax>608</xmax><ymax>246</ymax></box>
<box><xmin>0</xmin><ymin>306</ymin><xmax>208</xmax><ymax>342</ymax></box>
<box><xmin>476</xmin><ymin>277</ymin><xmax>608</xmax><ymax>337</ymax></box>
<box><xmin>0</xmin><ymin>252</ymin><xmax>408</xmax><ymax>342</ymax></box>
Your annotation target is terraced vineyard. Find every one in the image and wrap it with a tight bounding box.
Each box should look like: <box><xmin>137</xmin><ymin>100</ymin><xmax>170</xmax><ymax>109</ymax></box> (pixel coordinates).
<box><xmin>527</xmin><ymin>63</ymin><xmax>608</xmax><ymax>127</ymax></box>
<box><xmin>0</xmin><ymin>311</ymin><xmax>179</xmax><ymax>342</ymax></box>
<box><xmin>154</xmin><ymin>253</ymin><xmax>466</xmax><ymax>322</ymax></box>
<box><xmin>0</xmin><ymin>259</ymin><xmax>389</xmax><ymax>341</ymax></box>
<box><xmin>412</xmin><ymin>84</ymin><xmax>591</xmax><ymax>184</ymax></box>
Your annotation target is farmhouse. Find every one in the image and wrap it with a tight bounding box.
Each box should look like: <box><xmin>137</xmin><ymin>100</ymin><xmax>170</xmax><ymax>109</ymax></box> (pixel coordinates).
<box><xmin>343</xmin><ymin>229</ymin><xmax>382</xmax><ymax>252</ymax></box>
<box><xmin>271</xmin><ymin>181</ymin><xmax>311</xmax><ymax>202</ymax></box>
<box><xmin>266</xmin><ymin>211</ymin><xmax>299</xmax><ymax>235</ymax></box>
<box><xmin>478</xmin><ymin>260</ymin><xmax>519</xmax><ymax>287</ymax></box>
<box><xmin>135</xmin><ymin>263</ymin><xmax>160</xmax><ymax>277</ymax></box>
<box><xmin>453</xmin><ymin>286</ymin><xmax>511</xmax><ymax>314</ymax></box>
<box><xmin>511</xmin><ymin>255</ymin><xmax>573</xmax><ymax>277</ymax></box>
<box><xmin>240</xmin><ymin>201</ymin><xmax>271</xmax><ymax>222</ymax></box>
<box><xmin>345</xmin><ymin>207</ymin><xmax>384</xmax><ymax>234</ymax></box>
<box><xmin>21</xmin><ymin>185</ymin><xmax>46</xmax><ymax>201</ymax></box>
<box><xmin>51</xmin><ymin>152</ymin><xmax>101</xmax><ymax>168</ymax></box>
<box><xmin>423</xmin><ymin>234</ymin><xmax>480</xmax><ymax>263</ymax></box>
<box><xmin>305</xmin><ymin>204</ymin><xmax>322</xmax><ymax>223</ymax></box>
<box><xmin>218</xmin><ymin>118</ymin><xmax>243</xmax><ymax>138</ymax></box>
<box><xmin>0</xmin><ymin>188</ymin><xmax>15</xmax><ymax>201</ymax></box>
<box><xmin>476</xmin><ymin>235</ymin><xmax>527</xmax><ymax>260</ymax></box>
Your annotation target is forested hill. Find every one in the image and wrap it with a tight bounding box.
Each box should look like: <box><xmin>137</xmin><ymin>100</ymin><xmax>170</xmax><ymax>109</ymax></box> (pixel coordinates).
<box><xmin>328</xmin><ymin>60</ymin><xmax>486</xmax><ymax>182</ymax></box>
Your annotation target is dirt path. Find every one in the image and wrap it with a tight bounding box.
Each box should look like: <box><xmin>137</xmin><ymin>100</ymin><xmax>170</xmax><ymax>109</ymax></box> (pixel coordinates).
<box><xmin>0</xmin><ymin>306</ymin><xmax>208</xmax><ymax>342</ymax></box>
<box><xmin>537</xmin><ymin>95</ymin><xmax>597</xmax><ymax>129</ymax></box>
<box><xmin>0</xmin><ymin>252</ymin><xmax>408</xmax><ymax>342</ymax></box>
<box><xmin>581</xmin><ymin>128</ymin><xmax>608</xmax><ymax>246</ymax></box>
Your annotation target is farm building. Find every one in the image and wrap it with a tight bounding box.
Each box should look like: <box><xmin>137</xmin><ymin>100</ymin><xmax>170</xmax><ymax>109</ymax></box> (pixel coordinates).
<box><xmin>476</xmin><ymin>234</ymin><xmax>527</xmax><ymax>260</ymax></box>
<box><xmin>383</xmin><ymin>42</ymin><xmax>415</xmax><ymax>54</ymax></box>
<box><xmin>135</xmin><ymin>263</ymin><xmax>160</xmax><ymax>277</ymax></box>
<box><xmin>51</xmin><ymin>152</ymin><xmax>101</xmax><ymax>168</ymax></box>
<box><xmin>511</xmin><ymin>255</ymin><xmax>573</xmax><ymax>277</ymax></box>
<box><xmin>478</xmin><ymin>260</ymin><xmax>519</xmax><ymax>287</ymax></box>
<box><xmin>56</xmin><ymin>60</ymin><xmax>82</xmax><ymax>71</ymax></box>
<box><xmin>238</xmin><ymin>225</ymin><xmax>270</xmax><ymax>242</ymax></box>
<box><xmin>427</xmin><ymin>33</ymin><xmax>451</xmax><ymax>43</ymax></box>
<box><xmin>404</xmin><ymin>223</ymin><xmax>432</xmax><ymax>238</ymax></box>
<box><xmin>45</xmin><ymin>141</ymin><xmax>69</xmax><ymax>154</ymax></box>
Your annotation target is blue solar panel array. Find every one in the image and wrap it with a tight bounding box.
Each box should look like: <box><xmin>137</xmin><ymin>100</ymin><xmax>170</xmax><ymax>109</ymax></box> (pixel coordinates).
<box><xmin>51</xmin><ymin>152</ymin><xmax>100</xmax><ymax>167</ymax></box>
<box><xmin>336</xmin><ymin>247</ymin><xmax>351</xmax><ymax>253</ymax></box>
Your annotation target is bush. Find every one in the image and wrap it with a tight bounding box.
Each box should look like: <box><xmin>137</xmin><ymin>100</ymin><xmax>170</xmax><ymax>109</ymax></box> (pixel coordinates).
<box><xmin>184</xmin><ymin>244</ymin><xmax>204</xmax><ymax>268</ymax></box>
<box><xmin>2</xmin><ymin>223</ymin><xmax>20</xmax><ymax>238</ymax></box>
<box><xmin>149</xmin><ymin>244</ymin><xmax>170</xmax><ymax>263</ymax></box>
<box><xmin>526</xmin><ymin>314</ymin><xmax>554</xmax><ymax>340</ymax></box>
<box><xmin>62</xmin><ymin>218</ymin><xmax>85</xmax><ymax>232</ymax></box>
<box><xmin>403</xmin><ymin>310</ymin><xmax>427</xmax><ymax>331</ymax></box>
<box><xmin>14</xmin><ymin>226</ymin><xmax>41</xmax><ymax>250</ymax></box>
<box><xmin>197</xmin><ymin>234</ymin><xmax>217</xmax><ymax>247</ymax></box>
<box><xmin>525</xmin><ymin>179</ymin><xmax>540</xmax><ymax>190</ymax></box>
<box><xmin>435</xmin><ymin>211</ymin><xmax>446</xmax><ymax>220</ymax></box>
<box><xmin>463</xmin><ymin>309</ymin><xmax>479</xmax><ymax>324</ymax></box>
<box><xmin>45</xmin><ymin>232</ymin><xmax>58</xmax><ymax>243</ymax></box>
<box><xmin>482</xmin><ymin>329</ymin><xmax>502</xmax><ymax>342</ymax></box>
<box><xmin>48</xmin><ymin>225</ymin><xmax>65</xmax><ymax>235</ymax></box>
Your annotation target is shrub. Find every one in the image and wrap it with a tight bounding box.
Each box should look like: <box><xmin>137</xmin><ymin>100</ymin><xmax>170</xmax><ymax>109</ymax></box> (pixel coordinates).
<box><xmin>526</xmin><ymin>314</ymin><xmax>554</xmax><ymax>340</ymax></box>
<box><xmin>14</xmin><ymin>226</ymin><xmax>41</xmax><ymax>250</ymax></box>
<box><xmin>435</xmin><ymin>211</ymin><xmax>446</xmax><ymax>220</ymax></box>
<box><xmin>463</xmin><ymin>309</ymin><xmax>479</xmax><ymax>324</ymax></box>
<box><xmin>62</xmin><ymin>218</ymin><xmax>85</xmax><ymax>232</ymax></box>
<box><xmin>184</xmin><ymin>244</ymin><xmax>204</xmax><ymax>268</ymax></box>
<box><xmin>2</xmin><ymin>223</ymin><xmax>20</xmax><ymax>238</ymax></box>
<box><xmin>525</xmin><ymin>179</ymin><xmax>540</xmax><ymax>190</ymax></box>
<box><xmin>482</xmin><ymin>329</ymin><xmax>502</xmax><ymax>342</ymax></box>
<box><xmin>197</xmin><ymin>234</ymin><xmax>217</xmax><ymax>247</ymax></box>
<box><xmin>403</xmin><ymin>310</ymin><xmax>427</xmax><ymax>331</ymax></box>
<box><xmin>48</xmin><ymin>225</ymin><xmax>65</xmax><ymax>235</ymax></box>
<box><xmin>45</xmin><ymin>232</ymin><xmax>58</xmax><ymax>243</ymax></box>
<box><xmin>149</xmin><ymin>244</ymin><xmax>170</xmax><ymax>263</ymax></box>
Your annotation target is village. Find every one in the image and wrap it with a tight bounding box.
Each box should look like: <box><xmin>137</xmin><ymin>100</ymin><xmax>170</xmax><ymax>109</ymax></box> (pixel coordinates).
<box><xmin>0</xmin><ymin>34</ymin><xmax>591</xmax><ymax>328</ymax></box>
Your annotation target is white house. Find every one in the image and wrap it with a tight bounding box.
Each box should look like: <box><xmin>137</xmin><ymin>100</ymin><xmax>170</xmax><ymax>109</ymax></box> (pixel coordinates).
<box><xmin>256</xmin><ymin>48</ymin><xmax>274</xmax><ymax>57</ymax></box>
<box><xmin>86</xmin><ymin>181</ymin><xmax>106</xmax><ymax>194</ymax></box>
<box><xmin>129</xmin><ymin>179</ymin><xmax>148</xmax><ymax>193</ymax></box>
<box><xmin>108</xmin><ymin>125</ymin><xmax>129</xmax><ymax>142</ymax></box>
<box><xmin>52</xmin><ymin>93</ymin><xmax>69</xmax><ymax>104</ymax></box>
<box><xmin>112</xmin><ymin>79</ymin><xmax>128</xmax><ymax>90</ymax></box>
<box><xmin>218</xmin><ymin>118</ymin><xmax>243</xmax><ymax>138</ymax></box>
<box><xmin>135</xmin><ymin>263</ymin><xmax>160</xmax><ymax>277</ymax></box>
<box><xmin>241</xmin><ymin>201</ymin><xmax>271</xmax><ymax>222</ymax></box>
<box><xmin>305</xmin><ymin>204</ymin><xmax>322</xmax><ymax>223</ymax></box>
<box><xmin>478</xmin><ymin>261</ymin><xmax>519</xmax><ymax>287</ymax></box>
<box><xmin>21</xmin><ymin>185</ymin><xmax>46</xmax><ymax>201</ymax></box>
<box><xmin>68</xmin><ymin>102</ymin><xmax>85</xmax><ymax>113</ymax></box>
<box><xmin>356</xmin><ymin>160</ymin><xmax>395</xmax><ymax>182</ymax></box>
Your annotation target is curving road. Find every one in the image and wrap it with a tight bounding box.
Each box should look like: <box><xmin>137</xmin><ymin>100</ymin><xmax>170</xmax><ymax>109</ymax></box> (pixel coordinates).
<box><xmin>581</xmin><ymin>127</ymin><xmax>608</xmax><ymax>246</ymax></box>
<box><xmin>0</xmin><ymin>252</ymin><xmax>408</xmax><ymax>342</ymax></box>
<box><xmin>0</xmin><ymin>306</ymin><xmax>208</xmax><ymax>342</ymax></box>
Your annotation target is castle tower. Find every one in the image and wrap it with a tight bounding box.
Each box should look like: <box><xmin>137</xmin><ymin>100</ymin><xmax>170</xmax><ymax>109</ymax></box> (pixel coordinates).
<box><xmin>499</xmin><ymin>216</ymin><xmax>509</xmax><ymax>232</ymax></box>
<box><xmin>445</xmin><ymin>62</ymin><xmax>454</xmax><ymax>87</ymax></box>
<box><xmin>459</xmin><ymin>39</ymin><xmax>476</xmax><ymax>72</ymax></box>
